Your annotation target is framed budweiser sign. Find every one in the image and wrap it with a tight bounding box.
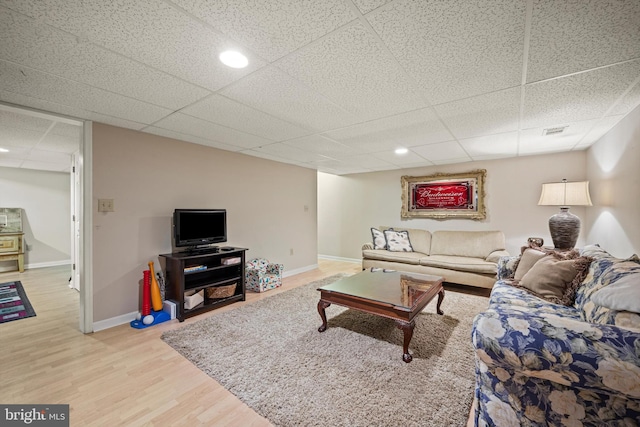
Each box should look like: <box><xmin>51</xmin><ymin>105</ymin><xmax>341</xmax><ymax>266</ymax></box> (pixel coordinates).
<box><xmin>401</xmin><ymin>170</ymin><xmax>487</xmax><ymax>219</ymax></box>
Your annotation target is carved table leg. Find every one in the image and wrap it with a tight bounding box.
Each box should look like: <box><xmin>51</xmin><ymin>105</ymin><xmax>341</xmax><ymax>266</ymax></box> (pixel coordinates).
<box><xmin>396</xmin><ymin>319</ymin><xmax>415</xmax><ymax>363</ymax></box>
<box><xmin>317</xmin><ymin>300</ymin><xmax>331</xmax><ymax>332</ymax></box>
<box><xmin>437</xmin><ymin>288</ymin><xmax>445</xmax><ymax>315</ymax></box>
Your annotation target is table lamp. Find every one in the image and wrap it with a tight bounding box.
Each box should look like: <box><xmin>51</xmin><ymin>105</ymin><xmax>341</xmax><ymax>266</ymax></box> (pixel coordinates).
<box><xmin>538</xmin><ymin>179</ymin><xmax>592</xmax><ymax>249</ymax></box>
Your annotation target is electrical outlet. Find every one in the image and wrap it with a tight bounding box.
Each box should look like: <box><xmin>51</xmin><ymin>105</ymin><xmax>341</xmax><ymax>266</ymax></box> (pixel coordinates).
<box><xmin>98</xmin><ymin>199</ymin><xmax>114</xmax><ymax>212</ymax></box>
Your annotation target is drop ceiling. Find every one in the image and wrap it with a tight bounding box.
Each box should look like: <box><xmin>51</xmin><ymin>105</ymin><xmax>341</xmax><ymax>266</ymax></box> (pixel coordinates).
<box><xmin>0</xmin><ymin>0</ymin><xmax>639</xmax><ymax>175</ymax></box>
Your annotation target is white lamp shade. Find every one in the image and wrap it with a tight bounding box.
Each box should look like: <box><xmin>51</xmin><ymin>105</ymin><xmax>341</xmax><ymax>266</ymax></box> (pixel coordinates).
<box><xmin>538</xmin><ymin>181</ymin><xmax>592</xmax><ymax>206</ymax></box>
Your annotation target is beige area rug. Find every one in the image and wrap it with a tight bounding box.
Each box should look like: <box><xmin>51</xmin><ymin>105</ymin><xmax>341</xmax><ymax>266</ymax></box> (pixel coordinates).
<box><xmin>161</xmin><ymin>275</ymin><xmax>489</xmax><ymax>427</ymax></box>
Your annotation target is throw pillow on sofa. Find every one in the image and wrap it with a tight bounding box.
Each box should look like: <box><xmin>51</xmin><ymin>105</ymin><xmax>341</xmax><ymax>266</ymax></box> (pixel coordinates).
<box><xmin>514</xmin><ymin>248</ymin><xmax>547</xmax><ymax>281</ymax></box>
<box><xmin>383</xmin><ymin>229</ymin><xmax>414</xmax><ymax>252</ymax></box>
<box><xmin>518</xmin><ymin>252</ymin><xmax>592</xmax><ymax>305</ymax></box>
<box><xmin>371</xmin><ymin>228</ymin><xmax>387</xmax><ymax>250</ymax></box>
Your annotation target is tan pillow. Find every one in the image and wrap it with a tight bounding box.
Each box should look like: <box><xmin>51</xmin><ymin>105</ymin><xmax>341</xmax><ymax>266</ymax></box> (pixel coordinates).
<box><xmin>518</xmin><ymin>254</ymin><xmax>592</xmax><ymax>305</ymax></box>
<box><xmin>514</xmin><ymin>248</ymin><xmax>547</xmax><ymax>281</ymax></box>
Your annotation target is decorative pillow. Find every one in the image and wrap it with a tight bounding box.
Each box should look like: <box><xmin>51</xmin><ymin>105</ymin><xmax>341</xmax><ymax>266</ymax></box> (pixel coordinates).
<box><xmin>371</xmin><ymin>228</ymin><xmax>387</xmax><ymax>250</ymax></box>
<box><xmin>383</xmin><ymin>229</ymin><xmax>413</xmax><ymax>252</ymax></box>
<box><xmin>592</xmin><ymin>272</ymin><xmax>640</xmax><ymax>313</ymax></box>
<box><xmin>517</xmin><ymin>252</ymin><xmax>592</xmax><ymax>306</ymax></box>
<box><xmin>513</xmin><ymin>248</ymin><xmax>547</xmax><ymax>281</ymax></box>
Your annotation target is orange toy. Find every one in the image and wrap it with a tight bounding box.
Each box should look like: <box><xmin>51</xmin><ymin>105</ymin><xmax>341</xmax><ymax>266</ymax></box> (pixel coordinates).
<box><xmin>148</xmin><ymin>261</ymin><xmax>163</xmax><ymax>311</ymax></box>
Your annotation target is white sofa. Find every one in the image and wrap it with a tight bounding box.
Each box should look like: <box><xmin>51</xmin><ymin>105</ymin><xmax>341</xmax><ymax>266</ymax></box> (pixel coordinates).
<box><xmin>362</xmin><ymin>227</ymin><xmax>509</xmax><ymax>289</ymax></box>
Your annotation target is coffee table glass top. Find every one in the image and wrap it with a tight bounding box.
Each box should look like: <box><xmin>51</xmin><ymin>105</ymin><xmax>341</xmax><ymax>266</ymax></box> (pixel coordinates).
<box><xmin>318</xmin><ymin>269</ymin><xmax>442</xmax><ymax>310</ymax></box>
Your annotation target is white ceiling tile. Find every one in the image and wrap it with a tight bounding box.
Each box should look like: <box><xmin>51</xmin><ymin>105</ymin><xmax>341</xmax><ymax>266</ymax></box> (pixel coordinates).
<box><xmin>27</xmin><ymin>149</ymin><xmax>71</xmax><ymax>164</ymax></box>
<box><xmin>519</xmin><ymin>119</ymin><xmax>598</xmax><ymax>155</ymax></box>
<box><xmin>0</xmin><ymin>157</ymin><xmax>24</xmax><ymax>168</ymax></box>
<box><xmin>576</xmin><ymin>115</ymin><xmax>625</xmax><ymax>148</ymax></box>
<box><xmin>0</xmin><ymin>109</ymin><xmax>52</xmax><ymax>132</ymax></box>
<box><xmin>277</xmin><ymin>22</ymin><xmax>427</xmax><ymax>121</ymax></box>
<box><xmin>523</xmin><ymin>60</ymin><xmax>640</xmax><ymax>129</ymax></box>
<box><xmin>250</xmin><ymin>143</ymin><xmax>326</xmax><ymax>163</ymax></box>
<box><xmin>0</xmin><ymin>126</ymin><xmax>44</xmax><ymax>148</ymax></box>
<box><xmin>367</xmin><ymin>0</ymin><xmax>525</xmax><ymax>104</ymax></box>
<box><xmin>0</xmin><ymin>8</ymin><xmax>211</xmax><ymax>110</ymax></box>
<box><xmin>435</xmin><ymin>87</ymin><xmax>521</xmax><ymax>139</ymax></box>
<box><xmin>340</xmin><ymin>154</ymin><xmax>398</xmax><ymax>170</ymax></box>
<box><xmin>39</xmin><ymin>133</ymin><xmax>80</xmax><ymax>153</ymax></box>
<box><xmin>220</xmin><ymin>67</ymin><xmax>359</xmax><ymax>132</ymax></box>
<box><xmin>527</xmin><ymin>0</ymin><xmax>640</xmax><ymax>82</ymax></box>
<box><xmin>150</xmin><ymin>113</ymin><xmax>271</xmax><ymax>149</ymax></box>
<box><xmin>143</xmin><ymin>126</ymin><xmax>244</xmax><ymax>153</ymax></box>
<box><xmin>324</xmin><ymin>108</ymin><xmax>454</xmax><ymax>152</ymax></box>
<box><xmin>1</xmin><ymin>90</ymin><xmax>148</xmax><ymax>131</ymax></box>
<box><xmin>2</xmin><ymin>0</ymin><xmax>267</xmax><ymax>91</ymax></box>
<box><xmin>49</xmin><ymin>122</ymin><xmax>82</xmax><ymax>137</ymax></box>
<box><xmin>411</xmin><ymin>141</ymin><xmax>471</xmax><ymax>162</ymax></box>
<box><xmin>181</xmin><ymin>95</ymin><xmax>311</xmax><ymax>142</ymax></box>
<box><xmin>459</xmin><ymin>132</ymin><xmax>519</xmax><ymax>159</ymax></box>
<box><xmin>0</xmin><ymin>146</ymin><xmax>32</xmax><ymax>158</ymax></box>
<box><xmin>171</xmin><ymin>0</ymin><xmax>356</xmax><ymax>62</ymax></box>
<box><xmin>371</xmin><ymin>150</ymin><xmax>432</xmax><ymax>167</ymax></box>
<box><xmin>281</xmin><ymin>135</ymin><xmax>359</xmax><ymax>158</ymax></box>
<box><xmin>353</xmin><ymin>0</ymin><xmax>393</xmax><ymax>14</ymax></box>
<box><xmin>608</xmin><ymin>81</ymin><xmax>640</xmax><ymax>116</ymax></box>
<box><xmin>0</xmin><ymin>61</ymin><xmax>173</xmax><ymax>124</ymax></box>
<box><xmin>431</xmin><ymin>157</ymin><xmax>473</xmax><ymax>166</ymax></box>
<box><xmin>19</xmin><ymin>160</ymin><xmax>69</xmax><ymax>172</ymax></box>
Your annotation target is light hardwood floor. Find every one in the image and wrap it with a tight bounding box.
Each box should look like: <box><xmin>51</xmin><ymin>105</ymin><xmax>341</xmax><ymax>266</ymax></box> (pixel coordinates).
<box><xmin>1</xmin><ymin>260</ymin><xmax>479</xmax><ymax>426</ymax></box>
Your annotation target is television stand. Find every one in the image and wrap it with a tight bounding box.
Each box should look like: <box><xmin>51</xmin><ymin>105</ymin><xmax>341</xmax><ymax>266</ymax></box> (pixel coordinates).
<box><xmin>160</xmin><ymin>247</ymin><xmax>247</xmax><ymax>321</ymax></box>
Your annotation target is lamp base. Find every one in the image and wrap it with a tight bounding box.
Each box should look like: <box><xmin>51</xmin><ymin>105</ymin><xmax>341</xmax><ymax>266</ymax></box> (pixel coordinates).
<box><xmin>549</xmin><ymin>207</ymin><xmax>580</xmax><ymax>249</ymax></box>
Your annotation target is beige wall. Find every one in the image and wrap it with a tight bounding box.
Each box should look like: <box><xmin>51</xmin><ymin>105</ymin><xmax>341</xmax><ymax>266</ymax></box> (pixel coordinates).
<box><xmin>92</xmin><ymin>123</ymin><xmax>317</xmax><ymax>322</ymax></box>
<box><xmin>318</xmin><ymin>151</ymin><xmax>588</xmax><ymax>259</ymax></box>
<box><xmin>585</xmin><ymin>105</ymin><xmax>640</xmax><ymax>258</ymax></box>
<box><xmin>0</xmin><ymin>166</ymin><xmax>70</xmax><ymax>270</ymax></box>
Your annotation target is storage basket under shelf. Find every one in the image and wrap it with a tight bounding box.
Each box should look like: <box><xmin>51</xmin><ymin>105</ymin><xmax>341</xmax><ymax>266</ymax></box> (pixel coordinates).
<box><xmin>206</xmin><ymin>283</ymin><xmax>237</xmax><ymax>299</ymax></box>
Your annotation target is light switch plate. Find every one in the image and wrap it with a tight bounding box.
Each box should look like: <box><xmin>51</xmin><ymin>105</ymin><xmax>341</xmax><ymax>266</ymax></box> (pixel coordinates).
<box><xmin>98</xmin><ymin>199</ymin><xmax>114</xmax><ymax>212</ymax></box>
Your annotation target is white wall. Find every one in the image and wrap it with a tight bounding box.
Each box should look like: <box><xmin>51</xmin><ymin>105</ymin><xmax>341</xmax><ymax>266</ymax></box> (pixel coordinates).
<box><xmin>585</xmin><ymin>105</ymin><xmax>640</xmax><ymax>258</ymax></box>
<box><xmin>92</xmin><ymin>123</ymin><xmax>317</xmax><ymax>322</ymax></box>
<box><xmin>318</xmin><ymin>151</ymin><xmax>588</xmax><ymax>259</ymax></box>
<box><xmin>0</xmin><ymin>166</ymin><xmax>71</xmax><ymax>270</ymax></box>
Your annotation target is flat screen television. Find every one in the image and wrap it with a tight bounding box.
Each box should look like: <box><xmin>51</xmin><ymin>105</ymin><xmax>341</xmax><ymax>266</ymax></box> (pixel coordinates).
<box><xmin>173</xmin><ymin>209</ymin><xmax>227</xmax><ymax>249</ymax></box>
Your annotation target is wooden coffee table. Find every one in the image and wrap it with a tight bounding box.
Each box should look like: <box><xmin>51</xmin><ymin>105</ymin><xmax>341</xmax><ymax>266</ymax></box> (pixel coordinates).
<box><xmin>317</xmin><ymin>269</ymin><xmax>444</xmax><ymax>363</ymax></box>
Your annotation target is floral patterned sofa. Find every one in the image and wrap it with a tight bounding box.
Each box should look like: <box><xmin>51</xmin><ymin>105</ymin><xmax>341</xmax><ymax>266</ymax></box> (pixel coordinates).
<box><xmin>245</xmin><ymin>258</ymin><xmax>284</xmax><ymax>293</ymax></box>
<box><xmin>471</xmin><ymin>245</ymin><xmax>640</xmax><ymax>426</ymax></box>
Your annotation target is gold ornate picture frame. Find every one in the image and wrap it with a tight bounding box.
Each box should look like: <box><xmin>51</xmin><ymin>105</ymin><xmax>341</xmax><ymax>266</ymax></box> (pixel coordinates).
<box><xmin>401</xmin><ymin>170</ymin><xmax>486</xmax><ymax>220</ymax></box>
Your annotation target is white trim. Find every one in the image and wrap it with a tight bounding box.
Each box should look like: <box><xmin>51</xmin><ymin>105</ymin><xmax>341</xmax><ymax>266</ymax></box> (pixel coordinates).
<box><xmin>80</xmin><ymin>121</ymin><xmax>93</xmax><ymax>334</ymax></box>
<box><xmin>318</xmin><ymin>254</ymin><xmax>361</xmax><ymax>264</ymax></box>
<box><xmin>25</xmin><ymin>260</ymin><xmax>71</xmax><ymax>269</ymax></box>
<box><xmin>282</xmin><ymin>263</ymin><xmax>319</xmax><ymax>278</ymax></box>
<box><xmin>93</xmin><ymin>311</ymin><xmax>137</xmax><ymax>332</ymax></box>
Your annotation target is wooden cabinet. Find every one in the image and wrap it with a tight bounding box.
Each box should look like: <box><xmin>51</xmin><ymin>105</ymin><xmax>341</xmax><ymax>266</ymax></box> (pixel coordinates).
<box><xmin>0</xmin><ymin>233</ymin><xmax>25</xmax><ymax>273</ymax></box>
<box><xmin>160</xmin><ymin>247</ymin><xmax>247</xmax><ymax>322</ymax></box>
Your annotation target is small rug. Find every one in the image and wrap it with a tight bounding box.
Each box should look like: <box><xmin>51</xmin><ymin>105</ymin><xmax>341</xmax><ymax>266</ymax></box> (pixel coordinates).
<box><xmin>0</xmin><ymin>281</ymin><xmax>36</xmax><ymax>323</ymax></box>
<box><xmin>162</xmin><ymin>275</ymin><xmax>489</xmax><ymax>426</ymax></box>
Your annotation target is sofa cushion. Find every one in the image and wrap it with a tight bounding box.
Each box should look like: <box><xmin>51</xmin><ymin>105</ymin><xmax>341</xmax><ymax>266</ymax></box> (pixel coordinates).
<box><xmin>370</xmin><ymin>227</ymin><xmax>387</xmax><ymax>250</ymax></box>
<box><xmin>488</xmin><ymin>281</ymin><xmax>581</xmax><ymax>318</ymax></box>
<box><xmin>361</xmin><ymin>249</ymin><xmax>423</xmax><ymax>265</ymax></box>
<box><xmin>513</xmin><ymin>248</ymin><xmax>547</xmax><ymax>281</ymax></box>
<box><xmin>380</xmin><ymin>226</ymin><xmax>431</xmax><ymax>255</ymax></box>
<box><xmin>419</xmin><ymin>255</ymin><xmax>497</xmax><ymax>275</ymax></box>
<box><xmin>430</xmin><ymin>230</ymin><xmax>505</xmax><ymax>259</ymax></box>
<box><xmin>383</xmin><ymin>229</ymin><xmax>413</xmax><ymax>252</ymax></box>
<box><xmin>517</xmin><ymin>253</ymin><xmax>592</xmax><ymax>306</ymax></box>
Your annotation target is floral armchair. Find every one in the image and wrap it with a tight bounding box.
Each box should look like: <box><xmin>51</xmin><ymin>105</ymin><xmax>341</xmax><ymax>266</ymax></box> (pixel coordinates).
<box><xmin>245</xmin><ymin>258</ymin><xmax>284</xmax><ymax>293</ymax></box>
<box><xmin>471</xmin><ymin>245</ymin><xmax>640</xmax><ymax>426</ymax></box>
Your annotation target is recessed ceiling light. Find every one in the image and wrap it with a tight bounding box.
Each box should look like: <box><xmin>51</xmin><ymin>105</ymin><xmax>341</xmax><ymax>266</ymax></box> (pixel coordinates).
<box><xmin>219</xmin><ymin>51</ymin><xmax>248</xmax><ymax>68</ymax></box>
<box><xmin>0</xmin><ymin>148</ymin><xmax>9</xmax><ymax>153</ymax></box>
<box><xmin>395</xmin><ymin>148</ymin><xmax>408</xmax><ymax>155</ymax></box>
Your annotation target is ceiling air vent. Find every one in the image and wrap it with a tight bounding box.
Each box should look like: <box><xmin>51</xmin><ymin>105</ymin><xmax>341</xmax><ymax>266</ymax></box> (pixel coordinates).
<box><xmin>542</xmin><ymin>126</ymin><xmax>568</xmax><ymax>136</ymax></box>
